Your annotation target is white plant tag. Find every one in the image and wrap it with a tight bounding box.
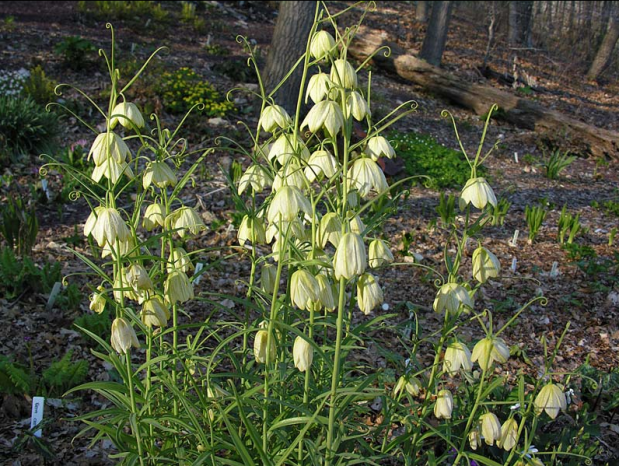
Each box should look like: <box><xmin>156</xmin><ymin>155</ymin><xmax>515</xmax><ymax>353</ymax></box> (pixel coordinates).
<box><xmin>550</xmin><ymin>261</ymin><xmax>559</xmax><ymax>278</ymax></box>
<box><xmin>510</xmin><ymin>230</ymin><xmax>519</xmax><ymax>247</ymax></box>
<box><xmin>30</xmin><ymin>396</ymin><xmax>45</xmax><ymax>438</ymax></box>
<box><xmin>511</xmin><ymin>257</ymin><xmax>517</xmax><ymax>273</ymax></box>
<box><xmin>192</xmin><ymin>262</ymin><xmax>204</xmax><ymax>285</ymax></box>
<box><xmin>514</xmin><ymin>152</ymin><xmax>519</xmax><ymax>164</ymax></box>
<box><xmin>46</xmin><ymin>282</ymin><xmax>62</xmax><ymax>311</ymax></box>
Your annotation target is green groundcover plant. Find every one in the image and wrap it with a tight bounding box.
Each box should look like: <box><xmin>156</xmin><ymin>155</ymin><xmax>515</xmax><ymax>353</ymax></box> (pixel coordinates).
<box><xmin>43</xmin><ymin>3</ymin><xmax>598</xmax><ymax>465</ymax></box>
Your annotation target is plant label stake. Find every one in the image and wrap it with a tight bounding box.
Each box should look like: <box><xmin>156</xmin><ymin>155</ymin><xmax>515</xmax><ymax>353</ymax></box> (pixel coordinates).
<box><xmin>511</xmin><ymin>257</ymin><xmax>517</xmax><ymax>273</ymax></box>
<box><xmin>550</xmin><ymin>261</ymin><xmax>559</xmax><ymax>278</ymax></box>
<box><xmin>510</xmin><ymin>230</ymin><xmax>519</xmax><ymax>247</ymax></box>
<box><xmin>514</xmin><ymin>152</ymin><xmax>519</xmax><ymax>164</ymax></box>
<box><xmin>30</xmin><ymin>396</ymin><xmax>45</xmax><ymax>438</ymax></box>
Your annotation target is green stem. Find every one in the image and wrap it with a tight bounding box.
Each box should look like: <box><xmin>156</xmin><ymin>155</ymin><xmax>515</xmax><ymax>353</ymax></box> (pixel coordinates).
<box><xmin>125</xmin><ymin>353</ymin><xmax>145</xmax><ymax>466</ymax></box>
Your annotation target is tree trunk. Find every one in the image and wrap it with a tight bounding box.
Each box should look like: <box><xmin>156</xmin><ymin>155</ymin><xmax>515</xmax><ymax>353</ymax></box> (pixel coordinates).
<box><xmin>415</xmin><ymin>1</ymin><xmax>428</xmax><ymax>23</ymax></box>
<box><xmin>349</xmin><ymin>26</ymin><xmax>619</xmax><ymax>158</ymax></box>
<box><xmin>419</xmin><ymin>1</ymin><xmax>452</xmax><ymax>66</ymax></box>
<box><xmin>509</xmin><ymin>1</ymin><xmax>534</xmax><ymax>46</ymax></box>
<box><xmin>586</xmin><ymin>14</ymin><xmax>619</xmax><ymax>81</ymax></box>
<box><xmin>263</xmin><ymin>1</ymin><xmax>316</xmax><ymax>114</ymax></box>
<box><xmin>508</xmin><ymin>2</ymin><xmax>520</xmax><ymax>45</ymax></box>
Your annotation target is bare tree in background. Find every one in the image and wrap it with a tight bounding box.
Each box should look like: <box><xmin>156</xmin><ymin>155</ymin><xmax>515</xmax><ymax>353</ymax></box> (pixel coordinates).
<box><xmin>587</xmin><ymin>13</ymin><xmax>619</xmax><ymax>81</ymax></box>
<box><xmin>415</xmin><ymin>1</ymin><xmax>428</xmax><ymax>23</ymax></box>
<box><xmin>508</xmin><ymin>1</ymin><xmax>533</xmax><ymax>46</ymax></box>
<box><xmin>419</xmin><ymin>1</ymin><xmax>453</xmax><ymax>66</ymax></box>
<box><xmin>263</xmin><ymin>1</ymin><xmax>316</xmax><ymax>113</ymax></box>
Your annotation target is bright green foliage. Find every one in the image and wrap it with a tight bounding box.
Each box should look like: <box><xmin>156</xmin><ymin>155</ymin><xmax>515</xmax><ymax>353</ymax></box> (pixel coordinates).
<box><xmin>578</xmin><ymin>362</ymin><xmax>619</xmax><ymax>412</ymax></box>
<box><xmin>74</xmin><ymin>308</ymin><xmax>112</xmax><ymax>345</ymax></box>
<box><xmin>389</xmin><ymin>130</ymin><xmax>483</xmax><ymax>189</ymax></box>
<box><xmin>525</xmin><ymin>204</ymin><xmax>548</xmax><ymax>243</ymax></box>
<box><xmin>22</xmin><ymin>65</ymin><xmax>57</xmax><ymax>105</ymax></box>
<box><xmin>159</xmin><ymin>67</ymin><xmax>236</xmax><ymax>116</ymax></box>
<box><xmin>0</xmin><ymin>356</ymin><xmax>31</xmax><ymax>395</ymax></box>
<box><xmin>0</xmin><ymin>195</ymin><xmax>39</xmax><ymax>256</ymax></box>
<box><xmin>78</xmin><ymin>1</ymin><xmax>169</xmax><ymax>23</ymax></box>
<box><xmin>0</xmin><ymin>96</ymin><xmax>58</xmax><ymax>163</ymax></box>
<box><xmin>557</xmin><ymin>205</ymin><xmax>582</xmax><ymax>244</ymax></box>
<box><xmin>485</xmin><ymin>197</ymin><xmax>511</xmax><ymax>226</ymax></box>
<box><xmin>591</xmin><ymin>199</ymin><xmax>619</xmax><ymax>217</ymax></box>
<box><xmin>436</xmin><ymin>192</ymin><xmax>456</xmax><ymax>226</ymax></box>
<box><xmin>180</xmin><ymin>1</ymin><xmax>196</xmax><ymax>22</ymax></box>
<box><xmin>544</xmin><ymin>148</ymin><xmax>576</xmax><ymax>180</ymax></box>
<box><xmin>54</xmin><ymin>36</ymin><xmax>96</xmax><ymax>70</ymax></box>
<box><xmin>42</xmin><ymin>350</ymin><xmax>88</xmax><ymax>396</ymax></box>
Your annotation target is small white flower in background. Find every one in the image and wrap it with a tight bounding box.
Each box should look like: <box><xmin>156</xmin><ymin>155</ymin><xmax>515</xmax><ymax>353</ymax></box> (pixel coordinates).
<box><xmin>301</xmin><ymin>100</ymin><xmax>344</xmax><ymax>138</ymax></box>
<box><xmin>293</xmin><ymin>335</ymin><xmax>314</xmax><ymax>372</ymax></box>
<box><xmin>510</xmin><ymin>403</ymin><xmax>521</xmax><ymax>411</ymax></box>
<box><xmin>565</xmin><ymin>387</ymin><xmax>574</xmax><ymax>405</ymax></box>
<box><xmin>330</xmin><ymin>58</ymin><xmax>358</xmax><ymax>89</ymax></box>
<box><xmin>110</xmin><ymin>102</ymin><xmax>144</xmax><ymax>129</ymax></box>
<box><xmin>333</xmin><ymin>232</ymin><xmax>367</xmax><ymax>280</ymax></box>
<box><xmin>259</xmin><ymin>104</ymin><xmax>292</xmax><ymax>133</ymax></box>
<box><xmin>309</xmin><ymin>30</ymin><xmax>337</xmax><ymax>60</ymax></box>
<box><xmin>460</xmin><ymin>177</ymin><xmax>497</xmax><ymax>210</ymax></box>
<box><xmin>364</xmin><ymin>136</ymin><xmax>395</xmax><ymax>160</ymax></box>
<box><xmin>306</xmin><ymin>72</ymin><xmax>332</xmax><ymax>104</ymax></box>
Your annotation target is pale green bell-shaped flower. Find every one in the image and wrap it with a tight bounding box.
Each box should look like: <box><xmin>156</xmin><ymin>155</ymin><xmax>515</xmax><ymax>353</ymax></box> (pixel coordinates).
<box><xmin>346</xmin><ymin>91</ymin><xmax>370</xmax><ymax>121</ymax></box>
<box><xmin>293</xmin><ymin>335</ymin><xmax>314</xmax><ymax>372</ymax></box>
<box><xmin>349</xmin><ymin>215</ymin><xmax>365</xmax><ymax>235</ymax></box>
<box><xmin>164</xmin><ymin>269</ymin><xmax>194</xmax><ymax>305</ymax></box>
<box><xmin>268</xmin><ymin>133</ymin><xmax>310</xmax><ymax>164</ymax></box>
<box><xmin>347</xmin><ymin>157</ymin><xmax>388</xmax><ymax>198</ymax></box>
<box><xmin>254</xmin><ymin>328</ymin><xmax>276</xmax><ymax>364</ymax></box>
<box><xmin>471</xmin><ymin>336</ymin><xmax>510</xmax><ymax>371</ymax></box>
<box><xmin>364</xmin><ymin>136</ymin><xmax>395</xmax><ymax>160</ymax></box>
<box><xmin>89</xmin><ymin>132</ymin><xmax>131</xmax><ymax>165</ymax></box>
<box><xmin>497</xmin><ymin>418</ymin><xmax>519</xmax><ymax>451</ymax></box>
<box><xmin>267</xmin><ymin>186</ymin><xmax>312</xmax><ymax>223</ymax></box>
<box><xmin>469</xmin><ymin>426</ymin><xmax>482</xmax><ymax>450</ymax></box>
<box><xmin>534</xmin><ymin>383</ymin><xmax>567</xmax><ymax>419</ymax></box>
<box><xmin>315</xmin><ymin>273</ymin><xmax>336</xmax><ymax>311</ymax></box>
<box><xmin>309</xmin><ymin>30</ymin><xmax>337</xmax><ymax>60</ymax></box>
<box><xmin>111</xmin><ymin>317</ymin><xmax>140</xmax><ymax>354</ymax></box>
<box><xmin>169</xmin><ymin>207</ymin><xmax>205</xmax><ymax>238</ymax></box>
<box><xmin>272</xmin><ymin>159</ymin><xmax>308</xmax><ymax>191</ymax></box>
<box><xmin>89</xmin><ymin>286</ymin><xmax>106</xmax><ymax>314</ymax></box>
<box><xmin>434</xmin><ymin>389</ymin><xmax>453</xmax><ymax>419</ymax></box>
<box><xmin>443</xmin><ymin>340</ymin><xmax>473</xmax><ymax>375</ymax></box>
<box><xmin>126</xmin><ymin>263</ymin><xmax>153</xmax><ymax>293</ymax></box>
<box><xmin>84</xmin><ymin>206</ymin><xmax>105</xmax><ymax>238</ymax></box>
<box><xmin>238</xmin><ymin>215</ymin><xmax>267</xmax><ymax>246</ymax></box>
<box><xmin>261</xmin><ymin>263</ymin><xmax>277</xmax><ymax>295</ymax></box>
<box><xmin>141</xmin><ymin>296</ymin><xmax>170</xmax><ymax>328</ymax></box>
<box><xmin>260</xmin><ymin>104</ymin><xmax>292</xmax><ymax>133</ymax></box>
<box><xmin>330</xmin><ymin>58</ymin><xmax>358</xmax><ymax>89</ymax></box>
<box><xmin>91</xmin><ymin>157</ymin><xmax>134</xmax><ymax>184</ymax></box>
<box><xmin>480</xmin><ymin>412</ymin><xmax>502</xmax><ymax>446</ymax></box>
<box><xmin>143</xmin><ymin>161</ymin><xmax>177</xmax><ymax>189</ymax></box>
<box><xmin>306</xmin><ymin>72</ymin><xmax>332</xmax><ymax>104</ymax></box>
<box><xmin>89</xmin><ymin>207</ymin><xmax>130</xmax><ymax>247</ymax></box>
<box><xmin>290</xmin><ymin>269</ymin><xmax>320</xmax><ymax>311</ymax></box>
<box><xmin>472</xmin><ymin>246</ymin><xmax>501</xmax><ymax>283</ymax></box>
<box><xmin>368</xmin><ymin>239</ymin><xmax>394</xmax><ymax>268</ymax></box>
<box><xmin>143</xmin><ymin>203</ymin><xmax>165</xmax><ymax>231</ymax></box>
<box><xmin>101</xmin><ymin>237</ymin><xmax>137</xmax><ymax>259</ymax></box>
<box><xmin>433</xmin><ymin>282</ymin><xmax>474</xmax><ymax>314</ymax></box>
<box><xmin>301</xmin><ymin>100</ymin><xmax>344</xmax><ymax>138</ymax></box>
<box><xmin>356</xmin><ymin>273</ymin><xmax>383</xmax><ymax>315</ymax></box>
<box><xmin>238</xmin><ymin>164</ymin><xmax>272</xmax><ymax>195</ymax></box>
<box><xmin>318</xmin><ymin>212</ymin><xmax>342</xmax><ymax>248</ymax></box>
<box><xmin>333</xmin><ymin>232</ymin><xmax>366</xmax><ymax>280</ymax></box>
<box><xmin>394</xmin><ymin>375</ymin><xmax>421</xmax><ymax>397</ymax></box>
<box><xmin>460</xmin><ymin>177</ymin><xmax>497</xmax><ymax>210</ymax></box>
<box><xmin>167</xmin><ymin>247</ymin><xmax>193</xmax><ymax>273</ymax></box>
<box><xmin>304</xmin><ymin>150</ymin><xmax>339</xmax><ymax>182</ymax></box>
<box><xmin>110</xmin><ymin>101</ymin><xmax>144</xmax><ymax>129</ymax></box>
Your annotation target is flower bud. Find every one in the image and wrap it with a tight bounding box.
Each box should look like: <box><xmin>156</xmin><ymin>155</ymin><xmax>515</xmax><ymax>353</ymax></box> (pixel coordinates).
<box><xmin>480</xmin><ymin>412</ymin><xmax>502</xmax><ymax>446</ymax></box>
<box><xmin>534</xmin><ymin>383</ymin><xmax>567</xmax><ymax>419</ymax></box>
<box><xmin>433</xmin><ymin>283</ymin><xmax>474</xmax><ymax>314</ymax></box>
<box><xmin>443</xmin><ymin>341</ymin><xmax>473</xmax><ymax>375</ymax></box>
<box><xmin>365</xmin><ymin>136</ymin><xmax>395</xmax><ymax>160</ymax></box>
<box><xmin>330</xmin><ymin>59</ymin><xmax>358</xmax><ymax>89</ymax></box>
<box><xmin>290</xmin><ymin>270</ymin><xmax>320</xmax><ymax>311</ymax></box>
<box><xmin>89</xmin><ymin>132</ymin><xmax>131</xmax><ymax>166</ymax></box>
<box><xmin>260</xmin><ymin>104</ymin><xmax>292</xmax><ymax>133</ymax></box>
<box><xmin>110</xmin><ymin>317</ymin><xmax>140</xmax><ymax>354</ymax></box>
<box><xmin>357</xmin><ymin>273</ymin><xmax>383</xmax><ymax>315</ymax></box>
<box><xmin>309</xmin><ymin>30</ymin><xmax>336</xmax><ymax>60</ymax></box>
<box><xmin>301</xmin><ymin>100</ymin><xmax>344</xmax><ymax>138</ymax></box>
<box><xmin>434</xmin><ymin>389</ymin><xmax>453</xmax><ymax>419</ymax></box>
<box><xmin>143</xmin><ymin>161</ymin><xmax>177</xmax><ymax>189</ymax></box>
<box><xmin>369</xmin><ymin>239</ymin><xmax>394</xmax><ymax>268</ymax></box>
<box><xmin>261</xmin><ymin>263</ymin><xmax>277</xmax><ymax>294</ymax></box>
<box><xmin>347</xmin><ymin>157</ymin><xmax>388</xmax><ymax>198</ymax></box>
<box><xmin>267</xmin><ymin>186</ymin><xmax>312</xmax><ymax>223</ymax></box>
<box><xmin>169</xmin><ymin>207</ymin><xmax>205</xmax><ymax>238</ymax></box>
<box><xmin>89</xmin><ymin>286</ymin><xmax>106</xmax><ymax>314</ymax></box>
<box><xmin>238</xmin><ymin>215</ymin><xmax>266</xmax><ymax>246</ymax></box>
<box><xmin>497</xmin><ymin>418</ymin><xmax>519</xmax><ymax>451</ymax></box>
<box><xmin>346</xmin><ymin>91</ymin><xmax>370</xmax><ymax>121</ymax></box>
<box><xmin>254</xmin><ymin>329</ymin><xmax>276</xmax><ymax>364</ymax></box>
<box><xmin>293</xmin><ymin>336</ymin><xmax>314</xmax><ymax>372</ymax></box>
<box><xmin>141</xmin><ymin>296</ymin><xmax>169</xmax><ymax>328</ymax></box>
<box><xmin>165</xmin><ymin>269</ymin><xmax>194</xmax><ymax>305</ymax></box>
<box><xmin>471</xmin><ymin>336</ymin><xmax>510</xmax><ymax>371</ymax></box>
<box><xmin>472</xmin><ymin>246</ymin><xmax>501</xmax><ymax>283</ymax></box>
<box><xmin>460</xmin><ymin>177</ymin><xmax>497</xmax><ymax>210</ymax></box>
<box><xmin>306</xmin><ymin>72</ymin><xmax>332</xmax><ymax>103</ymax></box>
<box><xmin>305</xmin><ymin>150</ymin><xmax>338</xmax><ymax>182</ymax></box>
<box><xmin>238</xmin><ymin>164</ymin><xmax>272</xmax><ymax>194</ymax></box>
<box><xmin>333</xmin><ymin>232</ymin><xmax>367</xmax><ymax>280</ymax></box>
<box><xmin>110</xmin><ymin>102</ymin><xmax>144</xmax><ymax>129</ymax></box>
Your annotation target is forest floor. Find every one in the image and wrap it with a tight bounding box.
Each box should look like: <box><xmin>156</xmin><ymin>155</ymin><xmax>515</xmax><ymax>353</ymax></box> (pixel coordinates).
<box><xmin>0</xmin><ymin>1</ymin><xmax>617</xmax><ymax>465</ymax></box>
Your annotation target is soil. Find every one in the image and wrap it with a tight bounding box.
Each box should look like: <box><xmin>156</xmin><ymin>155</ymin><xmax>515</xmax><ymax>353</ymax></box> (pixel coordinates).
<box><xmin>0</xmin><ymin>2</ymin><xmax>617</xmax><ymax>465</ymax></box>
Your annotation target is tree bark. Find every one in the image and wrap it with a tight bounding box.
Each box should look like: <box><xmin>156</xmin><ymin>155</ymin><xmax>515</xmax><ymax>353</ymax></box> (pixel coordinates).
<box><xmin>419</xmin><ymin>1</ymin><xmax>452</xmax><ymax>66</ymax></box>
<box><xmin>587</xmin><ymin>14</ymin><xmax>619</xmax><ymax>81</ymax></box>
<box><xmin>415</xmin><ymin>1</ymin><xmax>428</xmax><ymax>23</ymax></box>
<box><xmin>349</xmin><ymin>26</ymin><xmax>618</xmax><ymax>158</ymax></box>
<box><xmin>263</xmin><ymin>1</ymin><xmax>316</xmax><ymax>114</ymax></box>
<box><xmin>509</xmin><ymin>1</ymin><xmax>534</xmax><ymax>46</ymax></box>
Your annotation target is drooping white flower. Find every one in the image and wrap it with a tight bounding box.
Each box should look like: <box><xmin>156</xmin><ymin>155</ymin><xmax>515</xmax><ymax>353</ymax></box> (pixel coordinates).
<box><xmin>472</xmin><ymin>246</ymin><xmax>501</xmax><ymax>283</ymax></box>
<box><xmin>238</xmin><ymin>215</ymin><xmax>267</xmax><ymax>246</ymax></box>
<box><xmin>460</xmin><ymin>177</ymin><xmax>497</xmax><ymax>210</ymax></box>
<box><xmin>357</xmin><ymin>273</ymin><xmax>383</xmax><ymax>315</ymax></box>
<box><xmin>91</xmin><ymin>157</ymin><xmax>134</xmax><ymax>184</ymax></box>
<box><xmin>365</xmin><ymin>136</ymin><xmax>395</xmax><ymax>160</ymax></box>
<box><xmin>304</xmin><ymin>150</ymin><xmax>339</xmax><ymax>182</ymax></box>
<box><xmin>333</xmin><ymin>232</ymin><xmax>366</xmax><ymax>280</ymax></box>
<box><xmin>433</xmin><ymin>282</ymin><xmax>474</xmax><ymax>314</ymax></box>
<box><xmin>347</xmin><ymin>157</ymin><xmax>388</xmax><ymax>198</ymax></box>
<box><xmin>290</xmin><ymin>269</ymin><xmax>320</xmax><ymax>311</ymax></box>
<box><xmin>141</xmin><ymin>296</ymin><xmax>170</xmax><ymax>328</ymax></box>
<box><xmin>254</xmin><ymin>328</ymin><xmax>276</xmax><ymax>364</ymax></box>
<box><xmin>534</xmin><ymin>383</ymin><xmax>567</xmax><ymax>419</ymax></box>
<box><xmin>267</xmin><ymin>186</ymin><xmax>312</xmax><ymax>223</ymax></box>
<box><xmin>309</xmin><ymin>30</ymin><xmax>337</xmax><ymax>60</ymax></box>
<box><xmin>368</xmin><ymin>239</ymin><xmax>394</xmax><ymax>268</ymax></box>
<box><xmin>434</xmin><ymin>389</ymin><xmax>453</xmax><ymax>419</ymax></box>
<box><xmin>293</xmin><ymin>335</ymin><xmax>314</xmax><ymax>372</ymax></box>
<box><xmin>443</xmin><ymin>341</ymin><xmax>473</xmax><ymax>375</ymax></box>
<box><xmin>143</xmin><ymin>161</ymin><xmax>177</xmax><ymax>189</ymax></box>
<box><xmin>164</xmin><ymin>269</ymin><xmax>194</xmax><ymax>305</ymax></box>
<box><xmin>346</xmin><ymin>91</ymin><xmax>370</xmax><ymax>121</ymax></box>
<box><xmin>318</xmin><ymin>212</ymin><xmax>342</xmax><ymax>248</ymax></box>
<box><xmin>110</xmin><ymin>317</ymin><xmax>140</xmax><ymax>354</ymax></box>
<box><xmin>110</xmin><ymin>102</ymin><xmax>144</xmax><ymax>129</ymax></box>
<box><xmin>260</xmin><ymin>104</ymin><xmax>292</xmax><ymax>133</ymax></box>
<box><xmin>497</xmin><ymin>418</ymin><xmax>519</xmax><ymax>451</ymax></box>
<box><xmin>167</xmin><ymin>247</ymin><xmax>193</xmax><ymax>273</ymax></box>
<box><xmin>471</xmin><ymin>336</ymin><xmax>511</xmax><ymax>371</ymax></box>
<box><xmin>238</xmin><ymin>164</ymin><xmax>272</xmax><ymax>194</ymax></box>
<box><xmin>480</xmin><ymin>412</ymin><xmax>502</xmax><ymax>446</ymax></box>
<box><xmin>143</xmin><ymin>203</ymin><xmax>165</xmax><ymax>231</ymax></box>
<box><xmin>89</xmin><ymin>207</ymin><xmax>130</xmax><ymax>247</ymax></box>
<box><xmin>89</xmin><ymin>132</ymin><xmax>131</xmax><ymax>165</ymax></box>
<box><xmin>306</xmin><ymin>72</ymin><xmax>332</xmax><ymax>104</ymax></box>
<box><xmin>301</xmin><ymin>100</ymin><xmax>344</xmax><ymax>138</ymax></box>
<box><xmin>272</xmin><ymin>159</ymin><xmax>308</xmax><ymax>191</ymax></box>
<box><xmin>330</xmin><ymin>59</ymin><xmax>358</xmax><ymax>89</ymax></box>
<box><xmin>268</xmin><ymin>133</ymin><xmax>310</xmax><ymax>164</ymax></box>
<box><xmin>169</xmin><ymin>207</ymin><xmax>205</xmax><ymax>238</ymax></box>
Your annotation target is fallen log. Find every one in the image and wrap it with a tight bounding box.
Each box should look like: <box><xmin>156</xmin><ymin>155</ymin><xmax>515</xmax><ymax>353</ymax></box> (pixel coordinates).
<box><xmin>349</xmin><ymin>27</ymin><xmax>618</xmax><ymax>158</ymax></box>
